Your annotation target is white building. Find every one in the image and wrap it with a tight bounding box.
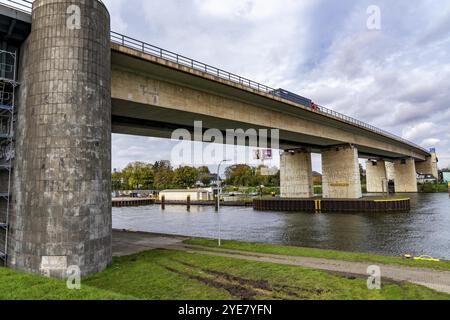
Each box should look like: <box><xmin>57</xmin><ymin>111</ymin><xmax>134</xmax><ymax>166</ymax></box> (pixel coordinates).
<box><xmin>159</xmin><ymin>189</ymin><xmax>212</xmax><ymax>201</ymax></box>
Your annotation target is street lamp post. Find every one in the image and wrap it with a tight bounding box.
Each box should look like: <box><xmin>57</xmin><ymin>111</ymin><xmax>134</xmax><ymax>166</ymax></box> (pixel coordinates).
<box><xmin>217</xmin><ymin>159</ymin><xmax>231</xmax><ymax>246</ymax></box>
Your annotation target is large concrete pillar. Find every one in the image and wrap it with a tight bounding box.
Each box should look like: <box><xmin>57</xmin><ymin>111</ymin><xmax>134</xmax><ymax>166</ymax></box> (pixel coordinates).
<box><xmin>393</xmin><ymin>159</ymin><xmax>418</xmax><ymax>193</ymax></box>
<box><xmin>385</xmin><ymin>161</ymin><xmax>395</xmax><ymax>181</ymax></box>
<box><xmin>280</xmin><ymin>151</ymin><xmax>313</xmax><ymax>198</ymax></box>
<box><xmin>415</xmin><ymin>152</ymin><xmax>439</xmax><ymax>179</ymax></box>
<box><xmin>366</xmin><ymin>160</ymin><xmax>387</xmax><ymax>193</ymax></box>
<box><xmin>322</xmin><ymin>145</ymin><xmax>362</xmax><ymax>199</ymax></box>
<box><xmin>9</xmin><ymin>0</ymin><xmax>111</xmax><ymax>277</ymax></box>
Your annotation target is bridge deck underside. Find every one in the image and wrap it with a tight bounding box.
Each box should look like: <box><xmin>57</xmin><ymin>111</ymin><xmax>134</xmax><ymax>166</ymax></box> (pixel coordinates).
<box><xmin>112</xmin><ymin>99</ymin><xmax>417</xmax><ymax>160</ymax></box>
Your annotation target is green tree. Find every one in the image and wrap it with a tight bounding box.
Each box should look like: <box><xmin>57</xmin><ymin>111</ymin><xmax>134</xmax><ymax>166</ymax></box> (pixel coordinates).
<box><xmin>225</xmin><ymin>164</ymin><xmax>256</xmax><ymax>187</ymax></box>
<box><xmin>112</xmin><ymin>171</ymin><xmax>124</xmax><ymax>191</ymax></box>
<box><xmin>197</xmin><ymin>166</ymin><xmax>212</xmax><ymax>186</ymax></box>
<box><xmin>121</xmin><ymin>162</ymin><xmax>154</xmax><ymax>190</ymax></box>
<box><xmin>153</xmin><ymin>161</ymin><xmax>175</xmax><ymax>190</ymax></box>
<box><xmin>173</xmin><ymin>166</ymin><xmax>199</xmax><ymax>188</ymax></box>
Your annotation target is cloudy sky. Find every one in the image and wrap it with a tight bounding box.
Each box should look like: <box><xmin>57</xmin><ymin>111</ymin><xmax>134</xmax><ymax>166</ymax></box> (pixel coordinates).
<box><xmin>101</xmin><ymin>0</ymin><xmax>450</xmax><ymax>171</ymax></box>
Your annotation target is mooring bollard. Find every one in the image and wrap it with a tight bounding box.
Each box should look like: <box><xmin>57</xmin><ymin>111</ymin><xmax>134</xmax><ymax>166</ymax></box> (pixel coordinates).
<box><xmin>161</xmin><ymin>196</ymin><xmax>165</xmax><ymax>210</ymax></box>
<box><xmin>187</xmin><ymin>195</ymin><xmax>191</xmax><ymax>211</ymax></box>
<box><xmin>214</xmin><ymin>195</ymin><xmax>219</xmax><ymax>212</ymax></box>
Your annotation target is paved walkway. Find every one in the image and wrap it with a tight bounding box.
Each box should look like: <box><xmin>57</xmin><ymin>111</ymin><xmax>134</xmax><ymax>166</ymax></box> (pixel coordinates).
<box><xmin>112</xmin><ymin>230</ymin><xmax>450</xmax><ymax>294</ymax></box>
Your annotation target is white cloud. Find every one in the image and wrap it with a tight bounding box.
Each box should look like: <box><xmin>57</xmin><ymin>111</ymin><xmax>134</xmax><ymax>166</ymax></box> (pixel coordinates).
<box><xmin>421</xmin><ymin>138</ymin><xmax>441</xmax><ymax>148</ymax></box>
<box><xmin>102</xmin><ymin>0</ymin><xmax>128</xmax><ymax>33</ymax></box>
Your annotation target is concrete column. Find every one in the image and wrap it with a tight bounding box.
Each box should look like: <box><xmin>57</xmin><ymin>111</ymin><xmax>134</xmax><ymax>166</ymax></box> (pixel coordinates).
<box><xmin>415</xmin><ymin>152</ymin><xmax>439</xmax><ymax>178</ymax></box>
<box><xmin>322</xmin><ymin>145</ymin><xmax>362</xmax><ymax>199</ymax></box>
<box><xmin>366</xmin><ymin>160</ymin><xmax>387</xmax><ymax>193</ymax></box>
<box><xmin>394</xmin><ymin>159</ymin><xmax>418</xmax><ymax>193</ymax></box>
<box><xmin>9</xmin><ymin>0</ymin><xmax>111</xmax><ymax>277</ymax></box>
<box><xmin>280</xmin><ymin>151</ymin><xmax>313</xmax><ymax>198</ymax></box>
<box><xmin>385</xmin><ymin>161</ymin><xmax>395</xmax><ymax>181</ymax></box>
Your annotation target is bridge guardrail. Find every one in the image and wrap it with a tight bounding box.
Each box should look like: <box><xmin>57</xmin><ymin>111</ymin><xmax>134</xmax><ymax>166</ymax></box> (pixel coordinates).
<box><xmin>3</xmin><ymin>0</ymin><xmax>429</xmax><ymax>153</ymax></box>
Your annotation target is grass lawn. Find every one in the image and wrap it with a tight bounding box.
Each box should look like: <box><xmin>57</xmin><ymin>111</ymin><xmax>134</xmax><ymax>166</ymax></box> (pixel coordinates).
<box><xmin>184</xmin><ymin>238</ymin><xmax>450</xmax><ymax>271</ymax></box>
<box><xmin>1</xmin><ymin>249</ymin><xmax>449</xmax><ymax>300</ymax></box>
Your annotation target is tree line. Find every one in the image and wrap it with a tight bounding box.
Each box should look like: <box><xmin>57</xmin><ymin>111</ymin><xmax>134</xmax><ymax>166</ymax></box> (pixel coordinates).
<box><xmin>112</xmin><ymin>161</ymin><xmax>280</xmax><ymax>191</ymax></box>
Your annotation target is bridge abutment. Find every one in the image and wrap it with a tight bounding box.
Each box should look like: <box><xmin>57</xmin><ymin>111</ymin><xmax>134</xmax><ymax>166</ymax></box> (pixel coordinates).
<box><xmin>322</xmin><ymin>145</ymin><xmax>362</xmax><ymax>199</ymax></box>
<box><xmin>280</xmin><ymin>151</ymin><xmax>313</xmax><ymax>198</ymax></box>
<box><xmin>8</xmin><ymin>0</ymin><xmax>112</xmax><ymax>278</ymax></box>
<box><xmin>393</xmin><ymin>159</ymin><xmax>418</xmax><ymax>193</ymax></box>
<box><xmin>366</xmin><ymin>160</ymin><xmax>388</xmax><ymax>193</ymax></box>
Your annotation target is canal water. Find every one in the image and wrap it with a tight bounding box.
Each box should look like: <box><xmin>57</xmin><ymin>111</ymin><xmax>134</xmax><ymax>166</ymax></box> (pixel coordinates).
<box><xmin>113</xmin><ymin>193</ymin><xmax>450</xmax><ymax>260</ymax></box>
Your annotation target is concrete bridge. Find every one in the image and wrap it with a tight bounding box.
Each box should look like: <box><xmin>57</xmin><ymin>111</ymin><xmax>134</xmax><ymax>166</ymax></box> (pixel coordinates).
<box><xmin>0</xmin><ymin>0</ymin><xmax>438</xmax><ymax>277</ymax></box>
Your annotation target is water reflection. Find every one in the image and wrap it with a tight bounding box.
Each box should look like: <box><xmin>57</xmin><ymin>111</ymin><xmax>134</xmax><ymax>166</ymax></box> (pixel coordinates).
<box><xmin>113</xmin><ymin>193</ymin><xmax>450</xmax><ymax>259</ymax></box>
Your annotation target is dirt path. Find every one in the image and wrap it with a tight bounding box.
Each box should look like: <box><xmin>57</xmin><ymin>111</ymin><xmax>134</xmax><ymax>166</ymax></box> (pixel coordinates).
<box><xmin>112</xmin><ymin>230</ymin><xmax>450</xmax><ymax>294</ymax></box>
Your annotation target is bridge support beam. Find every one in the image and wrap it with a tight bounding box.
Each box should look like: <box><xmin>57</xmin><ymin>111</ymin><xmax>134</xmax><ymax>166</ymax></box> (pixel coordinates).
<box><xmin>415</xmin><ymin>152</ymin><xmax>438</xmax><ymax>179</ymax></box>
<box><xmin>322</xmin><ymin>145</ymin><xmax>362</xmax><ymax>199</ymax></box>
<box><xmin>280</xmin><ymin>151</ymin><xmax>313</xmax><ymax>198</ymax></box>
<box><xmin>9</xmin><ymin>0</ymin><xmax>112</xmax><ymax>278</ymax></box>
<box><xmin>366</xmin><ymin>160</ymin><xmax>388</xmax><ymax>193</ymax></box>
<box><xmin>394</xmin><ymin>159</ymin><xmax>418</xmax><ymax>193</ymax></box>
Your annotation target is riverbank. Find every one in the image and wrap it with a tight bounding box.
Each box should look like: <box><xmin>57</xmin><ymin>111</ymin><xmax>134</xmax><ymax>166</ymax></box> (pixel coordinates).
<box><xmin>185</xmin><ymin>238</ymin><xmax>450</xmax><ymax>271</ymax></box>
<box><xmin>0</xmin><ymin>231</ymin><xmax>449</xmax><ymax>300</ymax></box>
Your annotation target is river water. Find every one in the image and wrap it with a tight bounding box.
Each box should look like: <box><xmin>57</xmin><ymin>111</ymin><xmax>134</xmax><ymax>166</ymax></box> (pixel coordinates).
<box><xmin>113</xmin><ymin>193</ymin><xmax>450</xmax><ymax>260</ymax></box>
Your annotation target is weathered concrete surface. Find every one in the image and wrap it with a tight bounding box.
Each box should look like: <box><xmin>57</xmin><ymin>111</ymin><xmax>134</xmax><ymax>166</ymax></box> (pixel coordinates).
<box><xmin>416</xmin><ymin>153</ymin><xmax>439</xmax><ymax>178</ymax></box>
<box><xmin>394</xmin><ymin>159</ymin><xmax>418</xmax><ymax>193</ymax></box>
<box><xmin>9</xmin><ymin>0</ymin><xmax>112</xmax><ymax>278</ymax></box>
<box><xmin>366</xmin><ymin>160</ymin><xmax>388</xmax><ymax>193</ymax></box>
<box><xmin>280</xmin><ymin>151</ymin><xmax>313</xmax><ymax>198</ymax></box>
<box><xmin>385</xmin><ymin>161</ymin><xmax>396</xmax><ymax>181</ymax></box>
<box><xmin>322</xmin><ymin>145</ymin><xmax>362</xmax><ymax>199</ymax></box>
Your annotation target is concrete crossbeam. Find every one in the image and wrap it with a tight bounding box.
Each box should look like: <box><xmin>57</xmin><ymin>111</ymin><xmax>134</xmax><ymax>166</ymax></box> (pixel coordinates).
<box><xmin>322</xmin><ymin>145</ymin><xmax>362</xmax><ymax>199</ymax></box>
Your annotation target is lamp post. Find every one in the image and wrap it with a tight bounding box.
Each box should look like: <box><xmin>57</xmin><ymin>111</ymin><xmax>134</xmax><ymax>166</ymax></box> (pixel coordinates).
<box><xmin>217</xmin><ymin>159</ymin><xmax>231</xmax><ymax>246</ymax></box>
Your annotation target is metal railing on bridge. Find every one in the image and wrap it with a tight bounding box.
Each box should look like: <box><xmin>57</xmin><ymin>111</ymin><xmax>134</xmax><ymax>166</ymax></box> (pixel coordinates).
<box><xmin>2</xmin><ymin>0</ymin><xmax>429</xmax><ymax>153</ymax></box>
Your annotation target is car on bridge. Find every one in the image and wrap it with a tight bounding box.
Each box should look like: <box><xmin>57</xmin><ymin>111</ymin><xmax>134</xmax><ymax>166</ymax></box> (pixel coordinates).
<box><xmin>269</xmin><ymin>89</ymin><xmax>312</xmax><ymax>108</ymax></box>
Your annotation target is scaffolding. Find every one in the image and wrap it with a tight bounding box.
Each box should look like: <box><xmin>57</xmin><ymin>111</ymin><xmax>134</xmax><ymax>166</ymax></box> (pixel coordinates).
<box><xmin>0</xmin><ymin>49</ymin><xmax>18</xmax><ymax>264</ymax></box>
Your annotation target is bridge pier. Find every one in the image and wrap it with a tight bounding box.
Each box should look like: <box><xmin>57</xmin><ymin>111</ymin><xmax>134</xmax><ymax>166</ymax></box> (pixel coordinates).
<box><xmin>280</xmin><ymin>150</ymin><xmax>313</xmax><ymax>198</ymax></box>
<box><xmin>385</xmin><ymin>161</ymin><xmax>396</xmax><ymax>181</ymax></box>
<box><xmin>366</xmin><ymin>160</ymin><xmax>388</xmax><ymax>193</ymax></box>
<box><xmin>415</xmin><ymin>152</ymin><xmax>439</xmax><ymax>179</ymax></box>
<box><xmin>8</xmin><ymin>0</ymin><xmax>112</xmax><ymax>278</ymax></box>
<box><xmin>393</xmin><ymin>159</ymin><xmax>418</xmax><ymax>193</ymax></box>
<box><xmin>322</xmin><ymin>145</ymin><xmax>362</xmax><ymax>199</ymax></box>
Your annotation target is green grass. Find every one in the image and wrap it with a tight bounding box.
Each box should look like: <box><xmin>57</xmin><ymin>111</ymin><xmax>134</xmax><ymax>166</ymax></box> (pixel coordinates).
<box><xmin>1</xmin><ymin>249</ymin><xmax>448</xmax><ymax>300</ymax></box>
<box><xmin>184</xmin><ymin>238</ymin><xmax>450</xmax><ymax>271</ymax></box>
<box><xmin>0</xmin><ymin>267</ymin><xmax>133</xmax><ymax>300</ymax></box>
<box><xmin>418</xmin><ymin>183</ymin><xmax>448</xmax><ymax>193</ymax></box>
